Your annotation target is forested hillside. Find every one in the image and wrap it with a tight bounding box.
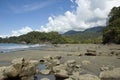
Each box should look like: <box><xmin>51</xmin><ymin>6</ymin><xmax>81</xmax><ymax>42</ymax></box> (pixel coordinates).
<box><xmin>0</xmin><ymin>32</ymin><xmax>73</xmax><ymax>44</ymax></box>
<box><xmin>63</xmin><ymin>27</ymin><xmax>104</xmax><ymax>44</ymax></box>
<box><xmin>103</xmin><ymin>6</ymin><xmax>120</xmax><ymax>44</ymax></box>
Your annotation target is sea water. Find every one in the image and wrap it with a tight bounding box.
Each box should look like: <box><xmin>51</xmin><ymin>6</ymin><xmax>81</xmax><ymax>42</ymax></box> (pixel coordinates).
<box><xmin>0</xmin><ymin>43</ymin><xmax>46</xmax><ymax>53</ymax></box>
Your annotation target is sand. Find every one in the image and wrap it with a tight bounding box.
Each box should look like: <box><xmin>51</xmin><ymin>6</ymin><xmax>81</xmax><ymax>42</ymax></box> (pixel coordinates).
<box><xmin>0</xmin><ymin>44</ymin><xmax>120</xmax><ymax>76</ymax></box>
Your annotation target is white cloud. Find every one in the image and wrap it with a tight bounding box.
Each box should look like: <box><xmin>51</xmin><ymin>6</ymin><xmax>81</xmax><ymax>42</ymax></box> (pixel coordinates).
<box><xmin>11</xmin><ymin>26</ymin><xmax>33</xmax><ymax>36</ymax></box>
<box><xmin>0</xmin><ymin>35</ymin><xmax>10</xmax><ymax>38</ymax></box>
<box><xmin>39</xmin><ymin>0</ymin><xmax>120</xmax><ymax>33</ymax></box>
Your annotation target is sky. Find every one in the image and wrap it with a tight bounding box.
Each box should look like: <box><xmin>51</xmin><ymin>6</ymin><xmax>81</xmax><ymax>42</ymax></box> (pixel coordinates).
<box><xmin>0</xmin><ymin>0</ymin><xmax>120</xmax><ymax>37</ymax></box>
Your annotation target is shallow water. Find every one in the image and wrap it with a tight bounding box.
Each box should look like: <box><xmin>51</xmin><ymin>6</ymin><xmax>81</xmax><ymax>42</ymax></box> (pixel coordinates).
<box><xmin>36</xmin><ymin>64</ymin><xmax>55</xmax><ymax>80</ymax></box>
<box><xmin>0</xmin><ymin>43</ymin><xmax>47</xmax><ymax>53</ymax></box>
<box><xmin>0</xmin><ymin>61</ymin><xmax>11</xmax><ymax>66</ymax></box>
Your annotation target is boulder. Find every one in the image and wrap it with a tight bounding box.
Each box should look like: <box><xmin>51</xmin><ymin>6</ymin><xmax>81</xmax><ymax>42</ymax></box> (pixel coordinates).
<box><xmin>64</xmin><ymin>78</ymin><xmax>73</xmax><ymax>80</ymax></box>
<box><xmin>85</xmin><ymin>49</ymin><xmax>97</xmax><ymax>56</ymax></box>
<box><xmin>53</xmin><ymin>55</ymin><xmax>62</xmax><ymax>60</ymax></box>
<box><xmin>0</xmin><ymin>66</ymin><xmax>7</xmax><ymax>80</ymax></box>
<box><xmin>52</xmin><ymin>59</ymin><xmax>60</xmax><ymax>66</ymax></box>
<box><xmin>11</xmin><ymin>57</ymin><xmax>25</xmax><ymax>65</ymax></box>
<box><xmin>40</xmin><ymin>78</ymin><xmax>50</xmax><ymax>80</ymax></box>
<box><xmin>79</xmin><ymin>74</ymin><xmax>100</xmax><ymax>80</ymax></box>
<box><xmin>100</xmin><ymin>65</ymin><xmax>113</xmax><ymax>71</ymax></box>
<box><xmin>4</xmin><ymin>65</ymin><xmax>18</xmax><ymax>77</ymax></box>
<box><xmin>40</xmin><ymin>69</ymin><xmax>51</xmax><ymax>75</ymax></box>
<box><xmin>82</xmin><ymin>60</ymin><xmax>91</xmax><ymax>65</ymax></box>
<box><xmin>55</xmin><ymin>69</ymin><xmax>69</xmax><ymax>79</ymax></box>
<box><xmin>85</xmin><ymin>52</ymin><xmax>96</xmax><ymax>56</ymax></box>
<box><xmin>43</xmin><ymin>55</ymin><xmax>52</xmax><ymax>61</ymax></box>
<box><xmin>53</xmin><ymin>64</ymin><xmax>66</xmax><ymax>73</ymax></box>
<box><xmin>64</xmin><ymin>60</ymin><xmax>76</xmax><ymax>66</ymax></box>
<box><xmin>99</xmin><ymin>68</ymin><xmax>120</xmax><ymax>80</ymax></box>
<box><xmin>39</xmin><ymin>59</ymin><xmax>45</xmax><ymax>63</ymax></box>
<box><xmin>29</xmin><ymin>60</ymin><xmax>39</xmax><ymax>66</ymax></box>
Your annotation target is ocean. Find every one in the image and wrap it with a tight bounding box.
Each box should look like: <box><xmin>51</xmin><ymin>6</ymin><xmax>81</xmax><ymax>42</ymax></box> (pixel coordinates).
<box><xmin>0</xmin><ymin>43</ymin><xmax>47</xmax><ymax>53</ymax></box>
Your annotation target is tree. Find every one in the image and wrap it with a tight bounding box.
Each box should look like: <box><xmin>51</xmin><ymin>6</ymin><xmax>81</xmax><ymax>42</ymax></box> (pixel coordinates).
<box><xmin>103</xmin><ymin>6</ymin><xmax>120</xmax><ymax>44</ymax></box>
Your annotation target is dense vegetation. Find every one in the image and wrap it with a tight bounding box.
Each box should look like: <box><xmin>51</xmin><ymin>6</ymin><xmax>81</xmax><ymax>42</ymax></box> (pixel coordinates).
<box><xmin>103</xmin><ymin>6</ymin><xmax>120</xmax><ymax>44</ymax></box>
<box><xmin>63</xmin><ymin>27</ymin><xmax>104</xmax><ymax>44</ymax></box>
<box><xmin>0</xmin><ymin>31</ymin><xmax>74</xmax><ymax>44</ymax></box>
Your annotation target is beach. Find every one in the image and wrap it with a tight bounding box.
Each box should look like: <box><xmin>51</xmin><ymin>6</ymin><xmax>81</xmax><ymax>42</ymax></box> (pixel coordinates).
<box><xmin>0</xmin><ymin>44</ymin><xmax>120</xmax><ymax>69</ymax></box>
<box><xmin>0</xmin><ymin>44</ymin><xmax>120</xmax><ymax>80</ymax></box>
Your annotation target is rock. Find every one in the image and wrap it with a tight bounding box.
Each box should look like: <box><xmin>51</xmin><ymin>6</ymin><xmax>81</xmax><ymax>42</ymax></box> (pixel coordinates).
<box><xmin>19</xmin><ymin>65</ymin><xmax>36</xmax><ymax>77</ymax></box>
<box><xmin>75</xmin><ymin>64</ymin><xmax>81</xmax><ymax>68</ymax></box>
<box><xmin>11</xmin><ymin>57</ymin><xmax>25</xmax><ymax>65</ymax></box>
<box><xmin>43</xmin><ymin>55</ymin><xmax>52</xmax><ymax>61</ymax></box>
<box><xmin>40</xmin><ymin>78</ymin><xmax>50</xmax><ymax>80</ymax></box>
<box><xmin>53</xmin><ymin>55</ymin><xmax>62</xmax><ymax>60</ymax></box>
<box><xmin>87</xmin><ymin>49</ymin><xmax>96</xmax><ymax>53</ymax></box>
<box><xmin>53</xmin><ymin>64</ymin><xmax>66</xmax><ymax>73</ymax></box>
<box><xmin>82</xmin><ymin>60</ymin><xmax>91</xmax><ymax>65</ymax></box>
<box><xmin>52</xmin><ymin>59</ymin><xmax>60</xmax><ymax>66</ymax></box>
<box><xmin>40</xmin><ymin>69</ymin><xmax>51</xmax><ymax>75</ymax></box>
<box><xmin>0</xmin><ymin>58</ymin><xmax>37</xmax><ymax>80</ymax></box>
<box><xmin>79</xmin><ymin>74</ymin><xmax>100</xmax><ymax>80</ymax></box>
<box><xmin>39</xmin><ymin>59</ymin><xmax>45</xmax><ymax>63</ymax></box>
<box><xmin>85</xmin><ymin>49</ymin><xmax>97</xmax><ymax>56</ymax></box>
<box><xmin>100</xmin><ymin>65</ymin><xmax>113</xmax><ymax>71</ymax></box>
<box><xmin>65</xmin><ymin>60</ymin><xmax>76</xmax><ymax>65</ymax></box>
<box><xmin>55</xmin><ymin>69</ymin><xmax>69</xmax><ymax>79</ymax></box>
<box><xmin>67</xmin><ymin>53</ymin><xmax>73</xmax><ymax>56</ymax></box>
<box><xmin>0</xmin><ymin>66</ymin><xmax>7</xmax><ymax>80</ymax></box>
<box><xmin>11</xmin><ymin>57</ymin><xmax>26</xmax><ymax>73</ymax></box>
<box><xmin>4</xmin><ymin>65</ymin><xmax>18</xmax><ymax>77</ymax></box>
<box><xmin>70</xmin><ymin>71</ymin><xmax>80</xmax><ymax>79</ymax></box>
<box><xmin>64</xmin><ymin>78</ymin><xmax>73</xmax><ymax>80</ymax></box>
<box><xmin>99</xmin><ymin>68</ymin><xmax>120</xmax><ymax>80</ymax></box>
<box><xmin>29</xmin><ymin>60</ymin><xmax>39</xmax><ymax>66</ymax></box>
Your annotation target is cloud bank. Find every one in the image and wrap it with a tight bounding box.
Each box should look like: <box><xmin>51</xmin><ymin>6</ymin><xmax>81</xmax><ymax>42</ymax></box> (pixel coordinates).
<box><xmin>39</xmin><ymin>0</ymin><xmax>120</xmax><ymax>33</ymax></box>
<box><xmin>11</xmin><ymin>26</ymin><xmax>33</xmax><ymax>36</ymax></box>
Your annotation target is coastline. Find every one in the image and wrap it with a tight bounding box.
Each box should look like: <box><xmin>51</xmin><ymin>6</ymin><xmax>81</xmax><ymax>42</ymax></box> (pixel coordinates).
<box><xmin>0</xmin><ymin>44</ymin><xmax>120</xmax><ymax>76</ymax></box>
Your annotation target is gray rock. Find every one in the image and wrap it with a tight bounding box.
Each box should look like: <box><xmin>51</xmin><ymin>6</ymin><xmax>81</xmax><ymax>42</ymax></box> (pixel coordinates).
<box><xmin>53</xmin><ymin>55</ymin><xmax>62</xmax><ymax>60</ymax></box>
<box><xmin>53</xmin><ymin>64</ymin><xmax>66</xmax><ymax>73</ymax></box>
<box><xmin>79</xmin><ymin>74</ymin><xmax>100</xmax><ymax>80</ymax></box>
<box><xmin>4</xmin><ymin>65</ymin><xmax>18</xmax><ymax>77</ymax></box>
<box><xmin>55</xmin><ymin>69</ymin><xmax>69</xmax><ymax>78</ymax></box>
<box><xmin>52</xmin><ymin>59</ymin><xmax>60</xmax><ymax>66</ymax></box>
<box><xmin>40</xmin><ymin>78</ymin><xmax>50</xmax><ymax>80</ymax></box>
<box><xmin>64</xmin><ymin>78</ymin><xmax>73</xmax><ymax>80</ymax></box>
<box><xmin>99</xmin><ymin>68</ymin><xmax>120</xmax><ymax>80</ymax></box>
<box><xmin>43</xmin><ymin>55</ymin><xmax>52</xmax><ymax>61</ymax></box>
<box><xmin>29</xmin><ymin>60</ymin><xmax>39</xmax><ymax>66</ymax></box>
<box><xmin>82</xmin><ymin>60</ymin><xmax>91</xmax><ymax>65</ymax></box>
<box><xmin>40</xmin><ymin>69</ymin><xmax>51</xmax><ymax>75</ymax></box>
<box><xmin>0</xmin><ymin>66</ymin><xmax>7</xmax><ymax>80</ymax></box>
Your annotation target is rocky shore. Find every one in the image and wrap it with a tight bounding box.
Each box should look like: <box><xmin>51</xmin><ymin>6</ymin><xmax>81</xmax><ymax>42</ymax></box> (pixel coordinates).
<box><xmin>0</xmin><ymin>44</ymin><xmax>120</xmax><ymax>80</ymax></box>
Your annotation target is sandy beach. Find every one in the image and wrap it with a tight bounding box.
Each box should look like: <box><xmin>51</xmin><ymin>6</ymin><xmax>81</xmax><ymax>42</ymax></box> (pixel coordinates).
<box><xmin>0</xmin><ymin>44</ymin><xmax>120</xmax><ymax>77</ymax></box>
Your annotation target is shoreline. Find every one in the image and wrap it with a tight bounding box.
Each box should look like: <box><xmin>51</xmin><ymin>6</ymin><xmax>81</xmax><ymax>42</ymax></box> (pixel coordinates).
<box><xmin>0</xmin><ymin>44</ymin><xmax>120</xmax><ymax>76</ymax></box>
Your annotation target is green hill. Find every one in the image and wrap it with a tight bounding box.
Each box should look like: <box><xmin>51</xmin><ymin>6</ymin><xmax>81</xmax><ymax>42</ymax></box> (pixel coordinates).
<box><xmin>63</xmin><ymin>26</ymin><xmax>104</xmax><ymax>44</ymax></box>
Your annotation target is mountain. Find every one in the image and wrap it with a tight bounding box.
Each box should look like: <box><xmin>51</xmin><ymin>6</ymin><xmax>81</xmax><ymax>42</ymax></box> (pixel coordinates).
<box><xmin>63</xmin><ymin>30</ymin><xmax>80</xmax><ymax>35</ymax></box>
<box><xmin>83</xmin><ymin>26</ymin><xmax>104</xmax><ymax>33</ymax></box>
<box><xmin>63</xmin><ymin>26</ymin><xmax>104</xmax><ymax>35</ymax></box>
<box><xmin>63</xmin><ymin>26</ymin><xmax>105</xmax><ymax>43</ymax></box>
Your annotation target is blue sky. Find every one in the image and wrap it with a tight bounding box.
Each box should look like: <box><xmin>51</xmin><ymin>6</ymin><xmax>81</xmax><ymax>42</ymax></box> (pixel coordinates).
<box><xmin>0</xmin><ymin>0</ymin><xmax>120</xmax><ymax>37</ymax></box>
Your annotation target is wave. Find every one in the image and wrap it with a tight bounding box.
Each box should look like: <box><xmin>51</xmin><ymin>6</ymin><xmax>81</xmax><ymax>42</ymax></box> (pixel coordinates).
<box><xmin>0</xmin><ymin>43</ymin><xmax>46</xmax><ymax>53</ymax></box>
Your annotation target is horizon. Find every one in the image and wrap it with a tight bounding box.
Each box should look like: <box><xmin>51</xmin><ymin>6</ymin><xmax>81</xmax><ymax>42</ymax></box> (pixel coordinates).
<box><xmin>0</xmin><ymin>0</ymin><xmax>120</xmax><ymax>38</ymax></box>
